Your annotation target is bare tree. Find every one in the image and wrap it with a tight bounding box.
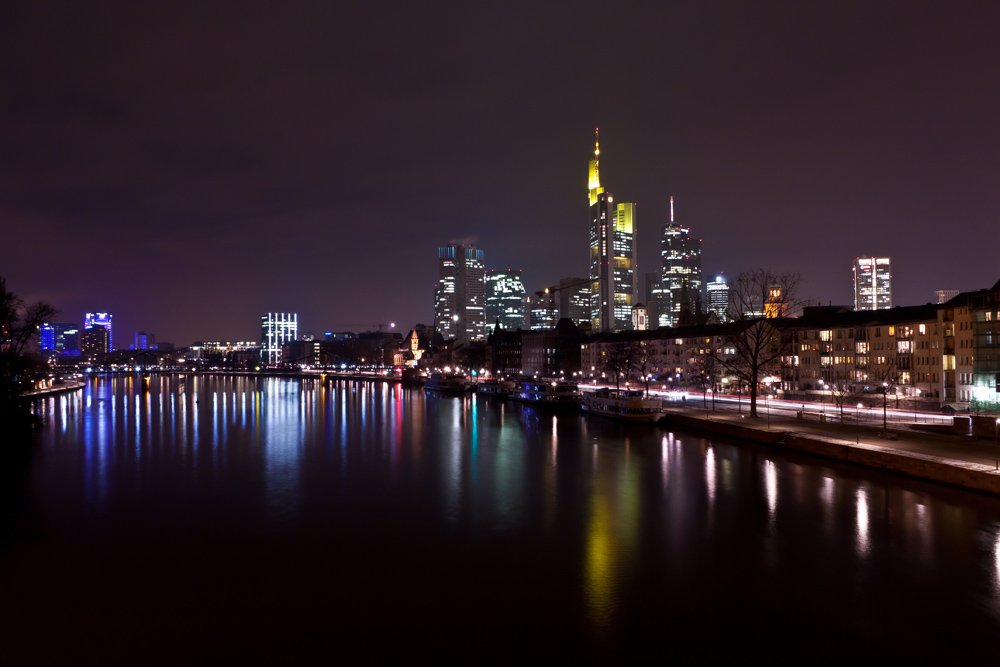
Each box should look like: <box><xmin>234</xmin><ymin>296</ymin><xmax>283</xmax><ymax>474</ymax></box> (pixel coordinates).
<box><xmin>1</xmin><ymin>277</ymin><xmax>57</xmax><ymax>422</ymax></box>
<box><xmin>630</xmin><ymin>340</ymin><xmax>655</xmax><ymax>396</ymax></box>
<box><xmin>602</xmin><ymin>342</ymin><xmax>634</xmax><ymax>391</ymax></box>
<box><xmin>713</xmin><ymin>269</ymin><xmax>800</xmax><ymax>418</ymax></box>
<box><xmin>827</xmin><ymin>363</ymin><xmax>858</xmax><ymax>423</ymax></box>
<box><xmin>693</xmin><ymin>348</ymin><xmax>723</xmax><ymax>410</ymax></box>
<box><xmin>868</xmin><ymin>355</ymin><xmax>900</xmax><ymax>431</ymax></box>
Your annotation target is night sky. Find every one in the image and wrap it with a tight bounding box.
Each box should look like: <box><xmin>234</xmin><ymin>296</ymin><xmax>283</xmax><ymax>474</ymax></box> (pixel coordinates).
<box><xmin>3</xmin><ymin>1</ymin><xmax>998</xmax><ymax>346</ymax></box>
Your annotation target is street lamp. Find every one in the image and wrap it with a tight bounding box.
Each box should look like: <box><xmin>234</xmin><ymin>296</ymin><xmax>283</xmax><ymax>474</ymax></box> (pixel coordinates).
<box><xmin>995</xmin><ymin>418</ymin><xmax>999</xmax><ymax>470</ymax></box>
<box><xmin>882</xmin><ymin>381</ymin><xmax>889</xmax><ymax>431</ymax></box>
<box><xmin>856</xmin><ymin>402</ymin><xmax>863</xmax><ymax>445</ymax></box>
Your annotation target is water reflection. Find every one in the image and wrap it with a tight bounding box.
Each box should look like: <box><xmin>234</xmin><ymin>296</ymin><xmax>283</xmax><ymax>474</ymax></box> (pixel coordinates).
<box><xmin>18</xmin><ymin>375</ymin><xmax>1000</xmax><ymax>658</ymax></box>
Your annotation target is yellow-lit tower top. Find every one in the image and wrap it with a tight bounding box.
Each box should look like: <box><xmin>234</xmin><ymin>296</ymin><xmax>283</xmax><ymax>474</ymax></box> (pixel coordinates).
<box><xmin>588</xmin><ymin>127</ymin><xmax>604</xmax><ymax>206</ymax></box>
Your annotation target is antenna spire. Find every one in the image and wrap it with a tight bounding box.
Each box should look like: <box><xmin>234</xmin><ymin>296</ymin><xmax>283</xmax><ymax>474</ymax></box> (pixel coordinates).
<box><xmin>670</xmin><ymin>195</ymin><xmax>674</xmax><ymax>223</ymax></box>
<box><xmin>594</xmin><ymin>127</ymin><xmax>600</xmax><ymax>178</ymax></box>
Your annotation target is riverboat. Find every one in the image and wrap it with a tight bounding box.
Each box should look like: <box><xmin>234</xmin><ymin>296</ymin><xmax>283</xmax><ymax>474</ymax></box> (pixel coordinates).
<box><xmin>401</xmin><ymin>368</ymin><xmax>428</xmax><ymax>387</ymax></box>
<box><xmin>477</xmin><ymin>378</ymin><xmax>515</xmax><ymax>398</ymax></box>
<box><xmin>424</xmin><ymin>372</ymin><xmax>475</xmax><ymax>394</ymax></box>
<box><xmin>510</xmin><ymin>379</ymin><xmax>581</xmax><ymax>409</ymax></box>
<box><xmin>581</xmin><ymin>387</ymin><xmax>665</xmax><ymax>423</ymax></box>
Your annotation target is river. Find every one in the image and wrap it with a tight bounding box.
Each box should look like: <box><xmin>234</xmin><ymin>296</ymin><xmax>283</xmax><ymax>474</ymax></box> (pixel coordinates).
<box><xmin>4</xmin><ymin>374</ymin><xmax>1000</xmax><ymax>661</ymax></box>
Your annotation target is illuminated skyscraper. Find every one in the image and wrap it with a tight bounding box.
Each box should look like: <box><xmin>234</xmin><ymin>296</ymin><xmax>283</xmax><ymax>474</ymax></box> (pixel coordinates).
<box><xmin>558</xmin><ymin>277</ymin><xmax>591</xmax><ymax>326</ymax></box>
<box><xmin>261</xmin><ymin>313</ymin><xmax>297</xmax><ymax>365</ymax></box>
<box><xmin>40</xmin><ymin>323</ymin><xmax>80</xmax><ymax>354</ymax></box>
<box><xmin>587</xmin><ymin>130</ymin><xmax>636</xmax><ymax>332</ymax></box>
<box><xmin>485</xmin><ymin>269</ymin><xmax>527</xmax><ymax>331</ymax></box>
<box><xmin>706</xmin><ymin>275</ymin><xmax>729</xmax><ymax>322</ymax></box>
<box><xmin>434</xmin><ymin>244</ymin><xmax>486</xmax><ymax>340</ymax></box>
<box><xmin>853</xmin><ymin>257</ymin><xmax>892</xmax><ymax>310</ymax></box>
<box><xmin>85</xmin><ymin>312</ymin><xmax>113</xmax><ymax>351</ymax></box>
<box><xmin>661</xmin><ymin>197</ymin><xmax>703</xmax><ymax>326</ymax></box>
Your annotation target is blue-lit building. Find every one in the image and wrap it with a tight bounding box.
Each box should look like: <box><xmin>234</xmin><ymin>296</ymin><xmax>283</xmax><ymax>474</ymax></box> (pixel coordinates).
<box><xmin>85</xmin><ymin>313</ymin><xmax>113</xmax><ymax>351</ymax></box>
<box><xmin>40</xmin><ymin>323</ymin><xmax>80</xmax><ymax>355</ymax></box>
<box><xmin>261</xmin><ymin>313</ymin><xmax>298</xmax><ymax>365</ymax></box>
<box><xmin>132</xmin><ymin>331</ymin><xmax>154</xmax><ymax>350</ymax></box>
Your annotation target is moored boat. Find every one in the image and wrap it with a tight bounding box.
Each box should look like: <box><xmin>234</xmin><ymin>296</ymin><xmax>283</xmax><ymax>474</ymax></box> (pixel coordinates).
<box><xmin>424</xmin><ymin>372</ymin><xmax>474</xmax><ymax>393</ymax></box>
<box><xmin>510</xmin><ymin>379</ymin><xmax>581</xmax><ymax>409</ymax></box>
<box><xmin>582</xmin><ymin>387</ymin><xmax>665</xmax><ymax>423</ymax></box>
<box><xmin>401</xmin><ymin>368</ymin><xmax>428</xmax><ymax>387</ymax></box>
<box><xmin>477</xmin><ymin>378</ymin><xmax>515</xmax><ymax>398</ymax></box>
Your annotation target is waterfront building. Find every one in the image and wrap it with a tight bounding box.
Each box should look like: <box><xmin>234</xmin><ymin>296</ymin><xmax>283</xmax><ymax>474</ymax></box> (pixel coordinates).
<box><xmin>485</xmin><ymin>269</ymin><xmax>527</xmax><ymax>332</ymax></box>
<box><xmin>587</xmin><ymin>131</ymin><xmax>636</xmax><ymax>332</ymax></box>
<box><xmin>853</xmin><ymin>257</ymin><xmax>892</xmax><ymax>310</ymax></box>
<box><xmin>707</xmin><ymin>275</ymin><xmax>729</xmax><ymax>322</ymax></box>
<box><xmin>80</xmin><ymin>325</ymin><xmax>109</xmax><ymax>359</ymax></box>
<box><xmin>261</xmin><ymin>313</ymin><xmax>297</xmax><ymax>365</ymax></box>
<box><xmin>281</xmin><ymin>339</ymin><xmax>321</xmax><ymax>367</ymax></box>
<box><xmin>661</xmin><ymin>197</ymin><xmax>703</xmax><ymax>327</ymax></box>
<box><xmin>40</xmin><ymin>323</ymin><xmax>80</xmax><ymax>355</ymax></box>
<box><xmin>85</xmin><ymin>312</ymin><xmax>113</xmax><ymax>351</ymax></box>
<box><xmin>434</xmin><ymin>243</ymin><xmax>486</xmax><ymax>340</ymax></box>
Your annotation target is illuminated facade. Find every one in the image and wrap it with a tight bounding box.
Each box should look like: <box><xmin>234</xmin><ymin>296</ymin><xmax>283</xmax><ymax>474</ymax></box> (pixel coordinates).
<box><xmin>434</xmin><ymin>244</ymin><xmax>486</xmax><ymax>340</ymax></box>
<box><xmin>529</xmin><ymin>292</ymin><xmax>557</xmax><ymax>330</ymax></box>
<box><xmin>587</xmin><ymin>131</ymin><xmax>636</xmax><ymax>332</ymax></box>
<box><xmin>485</xmin><ymin>269</ymin><xmax>527</xmax><ymax>331</ymax></box>
<box><xmin>558</xmin><ymin>277</ymin><xmax>591</xmax><ymax>326</ymax></box>
<box><xmin>261</xmin><ymin>312</ymin><xmax>297</xmax><ymax>365</ymax></box>
<box><xmin>80</xmin><ymin>325</ymin><xmax>109</xmax><ymax>359</ymax></box>
<box><xmin>661</xmin><ymin>197</ymin><xmax>703</xmax><ymax>327</ymax></box>
<box><xmin>707</xmin><ymin>275</ymin><xmax>729</xmax><ymax>322</ymax></box>
<box><xmin>40</xmin><ymin>323</ymin><xmax>80</xmax><ymax>355</ymax></box>
<box><xmin>853</xmin><ymin>257</ymin><xmax>892</xmax><ymax>310</ymax></box>
<box><xmin>85</xmin><ymin>312</ymin><xmax>113</xmax><ymax>351</ymax></box>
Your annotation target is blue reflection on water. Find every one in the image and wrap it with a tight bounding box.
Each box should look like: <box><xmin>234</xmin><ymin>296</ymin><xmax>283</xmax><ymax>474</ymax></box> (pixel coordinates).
<box><xmin>20</xmin><ymin>375</ymin><xmax>1000</xmax><ymax>659</ymax></box>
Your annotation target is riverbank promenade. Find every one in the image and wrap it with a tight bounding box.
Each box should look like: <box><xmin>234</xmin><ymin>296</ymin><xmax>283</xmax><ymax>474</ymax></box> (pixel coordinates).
<box><xmin>663</xmin><ymin>400</ymin><xmax>1000</xmax><ymax>495</ymax></box>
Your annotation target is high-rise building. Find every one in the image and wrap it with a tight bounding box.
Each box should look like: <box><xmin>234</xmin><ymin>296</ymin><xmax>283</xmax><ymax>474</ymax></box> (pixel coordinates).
<box><xmin>529</xmin><ymin>292</ymin><xmax>557</xmax><ymax>330</ymax></box>
<box><xmin>707</xmin><ymin>275</ymin><xmax>729</xmax><ymax>322</ymax></box>
<box><xmin>132</xmin><ymin>331</ymin><xmax>154</xmax><ymax>350</ymax></box>
<box><xmin>80</xmin><ymin>325</ymin><xmax>109</xmax><ymax>359</ymax></box>
<box><xmin>558</xmin><ymin>277</ymin><xmax>591</xmax><ymax>326</ymax></box>
<box><xmin>261</xmin><ymin>313</ymin><xmax>297</xmax><ymax>365</ymax></box>
<box><xmin>85</xmin><ymin>312</ymin><xmax>113</xmax><ymax>351</ymax></box>
<box><xmin>587</xmin><ymin>130</ymin><xmax>636</xmax><ymax>332</ymax></box>
<box><xmin>661</xmin><ymin>197</ymin><xmax>703</xmax><ymax>326</ymax></box>
<box><xmin>853</xmin><ymin>257</ymin><xmax>892</xmax><ymax>310</ymax></box>
<box><xmin>935</xmin><ymin>289</ymin><xmax>959</xmax><ymax>304</ymax></box>
<box><xmin>434</xmin><ymin>244</ymin><xmax>486</xmax><ymax>340</ymax></box>
<box><xmin>485</xmin><ymin>269</ymin><xmax>527</xmax><ymax>331</ymax></box>
<box><xmin>40</xmin><ymin>323</ymin><xmax>80</xmax><ymax>354</ymax></box>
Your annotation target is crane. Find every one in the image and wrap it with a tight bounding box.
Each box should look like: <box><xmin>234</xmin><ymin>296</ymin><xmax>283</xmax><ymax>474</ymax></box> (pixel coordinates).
<box><xmin>533</xmin><ymin>278</ymin><xmax>591</xmax><ymax>326</ymax></box>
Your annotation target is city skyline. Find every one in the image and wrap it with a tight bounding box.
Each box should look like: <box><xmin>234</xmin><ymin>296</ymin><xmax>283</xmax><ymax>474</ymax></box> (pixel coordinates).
<box><xmin>2</xmin><ymin>3</ymin><xmax>998</xmax><ymax>344</ymax></box>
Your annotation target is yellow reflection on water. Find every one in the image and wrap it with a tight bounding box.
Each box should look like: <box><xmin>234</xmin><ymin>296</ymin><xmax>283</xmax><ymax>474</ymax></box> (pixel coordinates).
<box><xmin>584</xmin><ymin>457</ymin><xmax>640</xmax><ymax>643</ymax></box>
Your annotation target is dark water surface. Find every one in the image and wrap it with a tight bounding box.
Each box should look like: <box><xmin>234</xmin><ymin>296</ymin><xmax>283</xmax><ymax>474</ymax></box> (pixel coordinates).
<box><xmin>4</xmin><ymin>374</ymin><xmax>1000</xmax><ymax>661</ymax></box>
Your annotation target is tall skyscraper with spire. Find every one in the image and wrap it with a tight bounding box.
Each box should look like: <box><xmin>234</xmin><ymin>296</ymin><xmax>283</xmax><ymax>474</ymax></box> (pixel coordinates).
<box><xmin>587</xmin><ymin>130</ymin><xmax>637</xmax><ymax>332</ymax></box>
<box><xmin>661</xmin><ymin>196</ymin><xmax>703</xmax><ymax>326</ymax></box>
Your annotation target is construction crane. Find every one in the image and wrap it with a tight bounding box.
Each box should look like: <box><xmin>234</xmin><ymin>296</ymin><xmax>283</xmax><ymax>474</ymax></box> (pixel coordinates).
<box><xmin>533</xmin><ymin>277</ymin><xmax>591</xmax><ymax>326</ymax></box>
